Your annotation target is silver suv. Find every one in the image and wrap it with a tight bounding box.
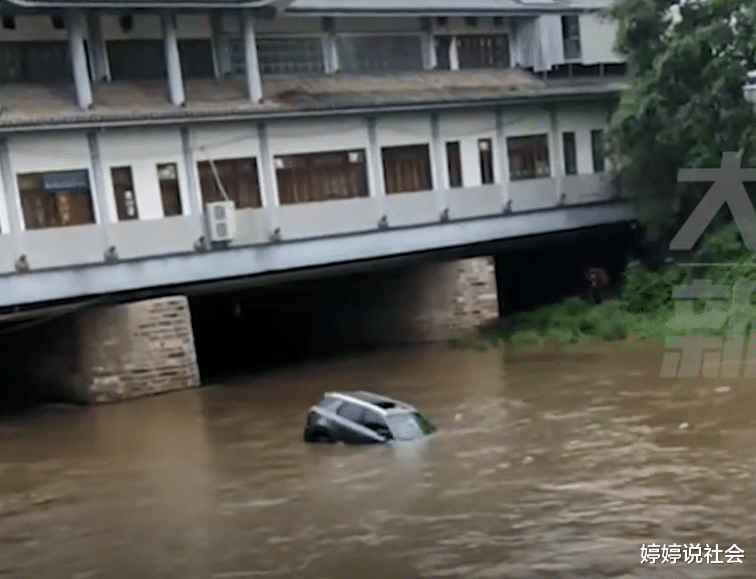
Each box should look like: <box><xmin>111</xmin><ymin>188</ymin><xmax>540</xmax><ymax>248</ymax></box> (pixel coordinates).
<box><xmin>303</xmin><ymin>391</ymin><xmax>436</xmax><ymax>444</ymax></box>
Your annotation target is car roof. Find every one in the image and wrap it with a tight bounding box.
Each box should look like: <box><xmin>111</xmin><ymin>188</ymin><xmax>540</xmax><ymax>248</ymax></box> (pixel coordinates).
<box><xmin>322</xmin><ymin>391</ymin><xmax>417</xmax><ymax>414</ymax></box>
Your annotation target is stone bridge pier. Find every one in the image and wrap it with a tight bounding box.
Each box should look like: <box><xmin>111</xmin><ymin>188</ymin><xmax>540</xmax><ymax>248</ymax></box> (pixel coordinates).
<box><xmin>323</xmin><ymin>256</ymin><xmax>500</xmax><ymax>345</ymax></box>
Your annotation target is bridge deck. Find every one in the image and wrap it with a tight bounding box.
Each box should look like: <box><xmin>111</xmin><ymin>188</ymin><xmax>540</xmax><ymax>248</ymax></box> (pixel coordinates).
<box><xmin>0</xmin><ymin>192</ymin><xmax>634</xmax><ymax>312</ymax></box>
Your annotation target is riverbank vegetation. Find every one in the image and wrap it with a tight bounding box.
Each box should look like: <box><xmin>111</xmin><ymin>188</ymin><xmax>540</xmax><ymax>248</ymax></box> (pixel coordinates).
<box><xmin>451</xmin><ymin>223</ymin><xmax>756</xmax><ymax>353</ymax></box>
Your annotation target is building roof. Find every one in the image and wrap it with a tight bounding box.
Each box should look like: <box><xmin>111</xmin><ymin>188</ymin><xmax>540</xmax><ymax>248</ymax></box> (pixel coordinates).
<box><xmin>1</xmin><ymin>0</ymin><xmax>287</xmax><ymax>9</ymax></box>
<box><xmin>0</xmin><ymin>0</ymin><xmax>613</xmax><ymax>12</ymax></box>
<box><xmin>0</xmin><ymin>69</ymin><xmax>627</xmax><ymax>131</ymax></box>
<box><xmin>285</xmin><ymin>0</ymin><xmax>614</xmax><ymax>15</ymax></box>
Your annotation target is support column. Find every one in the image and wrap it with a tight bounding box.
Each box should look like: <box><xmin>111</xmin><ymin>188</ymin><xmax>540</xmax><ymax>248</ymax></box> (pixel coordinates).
<box><xmin>366</xmin><ymin>115</ymin><xmax>387</xmax><ymax>227</ymax></box>
<box><xmin>421</xmin><ymin>17</ymin><xmax>437</xmax><ymax>70</ymax></box>
<box><xmin>180</xmin><ymin>127</ymin><xmax>202</xmax><ymax>218</ymax></box>
<box><xmin>0</xmin><ymin>138</ymin><xmax>23</xmax><ymax>258</ymax></box>
<box><xmin>325</xmin><ymin>257</ymin><xmax>500</xmax><ymax>345</ymax></box>
<box><xmin>495</xmin><ymin>108</ymin><xmax>511</xmax><ymax>211</ymax></box>
<box><xmin>242</xmin><ymin>10</ymin><xmax>263</xmax><ymax>102</ymax></box>
<box><xmin>549</xmin><ymin>107</ymin><xmax>563</xmax><ymax>203</ymax></box>
<box><xmin>322</xmin><ymin>17</ymin><xmax>339</xmax><ymax>74</ymax></box>
<box><xmin>210</xmin><ymin>11</ymin><xmax>229</xmax><ymax>78</ymax></box>
<box><xmin>86</xmin><ymin>12</ymin><xmax>110</xmax><ymax>82</ymax></box>
<box><xmin>86</xmin><ymin>131</ymin><xmax>115</xmax><ymax>259</ymax></box>
<box><xmin>162</xmin><ymin>12</ymin><xmax>185</xmax><ymax>106</ymax></box>
<box><xmin>82</xmin><ymin>296</ymin><xmax>200</xmax><ymax>403</ymax></box>
<box><xmin>66</xmin><ymin>9</ymin><xmax>93</xmax><ymax>109</ymax></box>
<box><xmin>448</xmin><ymin>35</ymin><xmax>459</xmax><ymax>71</ymax></box>
<box><xmin>0</xmin><ymin>296</ymin><xmax>200</xmax><ymax>405</ymax></box>
<box><xmin>256</xmin><ymin>122</ymin><xmax>281</xmax><ymax>239</ymax></box>
<box><xmin>180</xmin><ymin>127</ymin><xmax>207</xmax><ymax>250</ymax></box>
<box><xmin>430</xmin><ymin>112</ymin><xmax>448</xmax><ymax>220</ymax></box>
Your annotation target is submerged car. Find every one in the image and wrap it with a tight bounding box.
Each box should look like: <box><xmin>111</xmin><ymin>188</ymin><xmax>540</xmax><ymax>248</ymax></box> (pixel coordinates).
<box><xmin>303</xmin><ymin>391</ymin><xmax>436</xmax><ymax>444</ymax></box>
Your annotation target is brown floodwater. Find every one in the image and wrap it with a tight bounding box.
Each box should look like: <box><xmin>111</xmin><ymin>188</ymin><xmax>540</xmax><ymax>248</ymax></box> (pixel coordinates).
<box><xmin>0</xmin><ymin>342</ymin><xmax>754</xmax><ymax>579</ymax></box>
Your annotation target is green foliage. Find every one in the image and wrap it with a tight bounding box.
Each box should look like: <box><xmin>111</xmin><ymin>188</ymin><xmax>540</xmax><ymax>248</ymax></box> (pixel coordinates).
<box><xmin>544</xmin><ymin>327</ymin><xmax>578</xmax><ymax>346</ymax></box>
<box><xmin>449</xmin><ymin>220</ymin><xmax>756</xmax><ymax>353</ymax></box>
<box><xmin>620</xmin><ymin>261</ymin><xmax>685</xmax><ymax>314</ymax></box>
<box><xmin>693</xmin><ymin>222</ymin><xmax>756</xmax><ymax>288</ymax></box>
<box><xmin>507</xmin><ymin>329</ymin><xmax>544</xmax><ymax>350</ymax></box>
<box><xmin>607</xmin><ymin>0</ymin><xmax>756</xmax><ymax>242</ymax></box>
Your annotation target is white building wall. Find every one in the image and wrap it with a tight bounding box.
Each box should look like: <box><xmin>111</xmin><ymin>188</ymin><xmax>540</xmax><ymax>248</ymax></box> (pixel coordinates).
<box><xmin>192</xmin><ymin>123</ymin><xmax>261</xmax><ymax>160</ymax></box>
<box><xmin>555</xmin><ymin>105</ymin><xmax>612</xmax><ymax>174</ymax></box>
<box><xmin>538</xmin><ymin>15</ymin><xmax>564</xmax><ymax>69</ymax></box>
<box><xmin>438</xmin><ymin>111</ymin><xmax>498</xmax><ymax>188</ymax></box>
<box><xmin>8</xmin><ymin>134</ymin><xmax>90</xmax><ymax>174</ymax></box>
<box><xmin>0</xmin><ymin>15</ymin><xmax>68</xmax><ymax>42</ymax></box>
<box><xmin>579</xmin><ymin>13</ymin><xmax>623</xmax><ymax>65</ymax></box>
<box><xmin>375</xmin><ymin>115</ymin><xmax>433</xmax><ymax>149</ymax></box>
<box><xmin>502</xmin><ymin>108</ymin><xmax>551</xmax><ymax>136</ymax></box>
<box><xmin>267</xmin><ymin>118</ymin><xmax>369</xmax><ymax>156</ymax></box>
<box><xmin>0</xmin><ymin>101</ymin><xmax>613</xmax><ymax>234</ymax></box>
<box><xmin>434</xmin><ymin>16</ymin><xmax>513</xmax><ymax>36</ymax></box>
<box><xmin>510</xmin><ymin>17</ymin><xmax>537</xmax><ymax>70</ymax></box>
<box><xmin>0</xmin><ymin>167</ymin><xmax>9</xmax><ymax>235</ymax></box>
<box><xmin>7</xmin><ymin>133</ymin><xmax>95</xmax><ymax>229</ymax></box>
<box><xmin>333</xmin><ymin>17</ymin><xmax>424</xmax><ymax>33</ymax></box>
<box><xmin>253</xmin><ymin>15</ymin><xmax>324</xmax><ymax>35</ymax></box>
<box><xmin>100</xmin><ymin>14</ymin><xmax>163</xmax><ymax>40</ymax></box>
<box><xmin>99</xmin><ymin>128</ymin><xmax>187</xmax><ymax>221</ymax></box>
<box><xmin>176</xmin><ymin>14</ymin><xmax>213</xmax><ymax>39</ymax></box>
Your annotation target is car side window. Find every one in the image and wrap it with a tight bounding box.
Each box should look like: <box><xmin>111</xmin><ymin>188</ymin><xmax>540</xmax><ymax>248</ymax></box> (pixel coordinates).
<box><xmin>317</xmin><ymin>396</ymin><xmax>342</xmax><ymax>413</ymax></box>
<box><xmin>336</xmin><ymin>402</ymin><xmax>364</xmax><ymax>422</ymax></box>
<box><xmin>361</xmin><ymin>408</ymin><xmax>385</xmax><ymax>429</ymax></box>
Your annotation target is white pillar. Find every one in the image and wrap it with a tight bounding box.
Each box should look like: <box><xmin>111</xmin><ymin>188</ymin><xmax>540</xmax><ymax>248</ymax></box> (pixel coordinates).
<box><xmin>495</xmin><ymin>108</ymin><xmax>511</xmax><ymax>211</ymax></box>
<box><xmin>67</xmin><ymin>10</ymin><xmax>93</xmax><ymax>109</ymax></box>
<box><xmin>180</xmin><ymin>127</ymin><xmax>203</xmax><ymax>217</ymax></box>
<box><xmin>0</xmin><ymin>139</ymin><xmax>23</xmax><ymax>254</ymax></box>
<box><xmin>162</xmin><ymin>12</ymin><xmax>185</xmax><ymax>106</ymax></box>
<box><xmin>211</xmin><ymin>11</ymin><xmax>230</xmax><ymax>78</ymax></box>
<box><xmin>86</xmin><ymin>12</ymin><xmax>109</xmax><ymax>82</ymax></box>
<box><xmin>549</xmin><ymin>107</ymin><xmax>563</xmax><ymax>203</ymax></box>
<box><xmin>449</xmin><ymin>35</ymin><xmax>459</xmax><ymax>71</ymax></box>
<box><xmin>421</xmin><ymin>17</ymin><xmax>437</xmax><ymax>70</ymax></box>
<box><xmin>366</xmin><ymin>116</ymin><xmax>387</xmax><ymax>226</ymax></box>
<box><xmin>256</xmin><ymin>122</ymin><xmax>281</xmax><ymax>239</ymax></box>
<box><xmin>242</xmin><ymin>10</ymin><xmax>263</xmax><ymax>102</ymax></box>
<box><xmin>87</xmin><ymin>131</ymin><xmax>115</xmax><ymax>260</ymax></box>
<box><xmin>430</xmin><ymin>112</ymin><xmax>448</xmax><ymax>219</ymax></box>
<box><xmin>322</xmin><ymin>17</ymin><xmax>339</xmax><ymax>74</ymax></box>
<box><xmin>210</xmin><ymin>12</ymin><xmax>223</xmax><ymax>78</ymax></box>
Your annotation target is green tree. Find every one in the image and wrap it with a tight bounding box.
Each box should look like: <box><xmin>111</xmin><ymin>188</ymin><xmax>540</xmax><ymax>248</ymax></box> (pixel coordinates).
<box><xmin>607</xmin><ymin>0</ymin><xmax>756</xmax><ymax>245</ymax></box>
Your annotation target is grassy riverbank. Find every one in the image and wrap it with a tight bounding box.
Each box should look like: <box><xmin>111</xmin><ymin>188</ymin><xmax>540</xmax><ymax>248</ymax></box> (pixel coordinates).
<box><xmin>452</xmin><ymin>223</ymin><xmax>756</xmax><ymax>353</ymax></box>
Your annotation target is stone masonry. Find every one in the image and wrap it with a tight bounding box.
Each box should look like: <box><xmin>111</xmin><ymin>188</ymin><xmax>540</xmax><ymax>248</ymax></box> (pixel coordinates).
<box><xmin>77</xmin><ymin>296</ymin><xmax>200</xmax><ymax>403</ymax></box>
<box><xmin>324</xmin><ymin>256</ymin><xmax>500</xmax><ymax>345</ymax></box>
<box><xmin>405</xmin><ymin>256</ymin><xmax>500</xmax><ymax>342</ymax></box>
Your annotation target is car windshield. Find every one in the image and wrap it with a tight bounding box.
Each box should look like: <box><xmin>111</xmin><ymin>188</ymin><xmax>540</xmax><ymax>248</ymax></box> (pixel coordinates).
<box><xmin>385</xmin><ymin>412</ymin><xmax>436</xmax><ymax>441</ymax></box>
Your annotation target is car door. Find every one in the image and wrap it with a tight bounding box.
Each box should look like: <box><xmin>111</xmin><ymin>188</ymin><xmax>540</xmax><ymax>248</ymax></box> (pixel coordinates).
<box><xmin>308</xmin><ymin>396</ymin><xmax>343</xmax><ymax>435</ymax></box>
<box><xmin>359</xmin><ymin>407</ymin><xmax>392</xmax><ymax>441</ymax></box>
<box><xmin>334</xmin><ymin>402</ymin><xmax>382</xmax><ymax>444</ymax></box>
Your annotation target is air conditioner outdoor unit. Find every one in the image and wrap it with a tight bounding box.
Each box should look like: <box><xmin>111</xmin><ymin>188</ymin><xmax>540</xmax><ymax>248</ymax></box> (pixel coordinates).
<box><xmin>205</xmin><ymin>200</ymin><xmax>236</xmax><ymax>242</ymax></box>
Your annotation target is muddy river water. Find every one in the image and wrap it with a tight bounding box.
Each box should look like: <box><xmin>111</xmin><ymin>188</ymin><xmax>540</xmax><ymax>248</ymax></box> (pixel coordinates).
<box><xmin>0</xmin><ymin>342</ymin><xmax>754</xmax><ymax>579</ymax></box>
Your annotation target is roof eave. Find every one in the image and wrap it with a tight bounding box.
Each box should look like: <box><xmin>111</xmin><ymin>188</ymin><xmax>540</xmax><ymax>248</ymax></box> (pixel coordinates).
<box><xmin>0</xmin><ymin>86</ymin><xmax>626</xmax><ymax>134</ymax></box>
<box><xmin>3</xmin><ymin>0</ymin><xmax>288</xmax><ymax>9</ymax></box>
<box><xmin>284</xmin><ymin>7</ymin><xmax>600</xmax><ymax>16</ymax></box>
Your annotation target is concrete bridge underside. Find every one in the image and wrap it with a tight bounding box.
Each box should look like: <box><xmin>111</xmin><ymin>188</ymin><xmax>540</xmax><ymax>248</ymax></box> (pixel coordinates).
<box><xmin>0</xmin><ymin>219</ymin><xmax>636</xmax><ymax>407</ymax></box>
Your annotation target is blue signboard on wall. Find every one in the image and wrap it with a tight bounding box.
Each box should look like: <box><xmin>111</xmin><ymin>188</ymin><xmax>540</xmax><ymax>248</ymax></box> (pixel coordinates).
<box><xmin>40</xmin><ymin>170</ymin><xmax>90</xmax><ymax>193</ymax></box>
